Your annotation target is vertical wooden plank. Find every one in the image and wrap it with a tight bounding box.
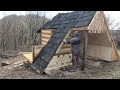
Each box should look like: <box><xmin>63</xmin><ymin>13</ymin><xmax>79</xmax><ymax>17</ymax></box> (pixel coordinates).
<box><xmin>81</xmin><ymin>30</ymin><xmax>88</xmax><ymax>71</ymax></box>
<box><xmin>32</xmin><ymin>46</ymin><xmax>35</xmax><ymax>62</ymax></box>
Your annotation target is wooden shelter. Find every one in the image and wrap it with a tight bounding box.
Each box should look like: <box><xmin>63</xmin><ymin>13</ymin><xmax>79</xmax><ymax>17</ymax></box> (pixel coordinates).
<box><xmin>22</xmin><ymin>11</ymin><xmax>120</xmax><ymax>74</ymax></box>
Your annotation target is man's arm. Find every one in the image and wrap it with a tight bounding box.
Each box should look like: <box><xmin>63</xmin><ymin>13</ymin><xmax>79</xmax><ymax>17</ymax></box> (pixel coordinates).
<box><xmin>63</xmin><ymin>39</ymin><xmax>71</xmax><ymax>44</ymax></box>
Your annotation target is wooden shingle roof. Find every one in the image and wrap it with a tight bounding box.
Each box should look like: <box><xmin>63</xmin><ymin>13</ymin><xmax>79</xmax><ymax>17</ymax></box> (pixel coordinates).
<box><xmin>42</xmin><ymin>11</ymin><xmax>96</xmax><ymax>29</ymax></box>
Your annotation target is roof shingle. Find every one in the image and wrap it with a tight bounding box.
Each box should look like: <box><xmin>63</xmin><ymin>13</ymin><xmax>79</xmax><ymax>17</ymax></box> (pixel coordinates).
<box><xmin>42</xmin><ymin>11</ymin><xmax>96</xmax><ymax>29</ymax></box>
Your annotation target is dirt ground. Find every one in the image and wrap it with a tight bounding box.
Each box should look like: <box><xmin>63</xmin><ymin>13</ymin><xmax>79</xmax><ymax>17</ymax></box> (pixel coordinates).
<box><xmin>0</xmin><ymin>53</ymin><xmax>120</xmax><ymax>79</ymax></box>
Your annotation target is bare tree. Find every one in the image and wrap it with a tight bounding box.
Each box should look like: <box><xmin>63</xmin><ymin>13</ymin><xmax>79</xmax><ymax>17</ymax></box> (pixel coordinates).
<box><xmin>0</xmin><ymin>12</ymin><xmax>10</xmax><ymax>52</ymax></box>
<box><xmin>105</xmin><ymin>14</ymin><xmax>120</xmax><ymax>30</ymax></box>
<box><xmin>0</xmin><ymin>11</ymin><xmax>49</xmax><ymax>52</ymax></box>
<box><xmin>105</xmin><ymin>14</ymin><xmax>115</xmax><ymax>30</ymax></box>
<box><xmin>25</xmin><ymin>11</ymin><xmax>47</xmax><ymax>46</ymax></box>
<box><xmin>33</xmin><ymin>11</ymin><xmax>46</xmax><ymax>45</ymax></box>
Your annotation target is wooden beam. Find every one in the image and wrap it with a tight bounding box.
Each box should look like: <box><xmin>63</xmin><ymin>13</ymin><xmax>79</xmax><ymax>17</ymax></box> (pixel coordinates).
<box><xmin>41</xmin><ymin>29</ymin><xmax>55</xmax><ymax>31</ymax></box>
<box><xmin>41</xmin><ymin>34</ymin><xmax>51</xmax><ymax>38</ymax></box>
<box><xmin>42</xmin><ymin>33</ymin><xmax>51</xmax><ymax>35</ymax></box>
<box><xmin>41</xmin><ymin>42</ymin><xmax>47</xmax><ymax>45</ymax></box>
<box><xmin>72</xmin><ymin>26</ymin><xmax>88</xmax><ymax>31</ymax></box>
<box><xmin>41</xmin><ymin>29</ymin><xmax>53</xmax><ymax>32</ymax></box>
<box><xmin>62</xmin><ymin>44</ymin><xmax>71</xmax><ymax>49</ymax></box>
<box><xmin>81</xmin><ymin>30</ymin><xmax>88</xmax><ymax>71</ymax></box>
<box><xmin>41</xmin><ymin>38</ymin><xmax>49</xmax><ymax>42</ymax></box>
<box><xmin>41</xmin><ymin>39</ymin><xmax>48</xmax><ymax>43</ymax></box>
<box><xmin>59</xmin><ymin>48</ymin><xmax>71</xmax><ymax>53</ymax></box>
<box><xmin>88</xmin><ymin>30</ymin><xmax>104</xmax><ymax>33</ymax></box>
<box><xmin>19</xmin><ymin>52</ymin><xmax>32</xmax><ymax>54</ymax></box>
<box><xmin>42</xmin><ymin>30</ymin><xmax>51</xmax><ymax>33</ymax></box>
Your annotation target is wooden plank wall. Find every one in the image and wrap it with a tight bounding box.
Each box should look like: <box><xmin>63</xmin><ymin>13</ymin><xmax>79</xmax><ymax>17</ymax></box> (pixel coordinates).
<box><xmin>88</xmin><ymin>11</ymin><xmax>106</xmax><ymax>33</ymax></box>
<box><xmin>87</xmin><ymin>11</ymin><xmax>118</xmax><ymax>61</ymax></box>
<box><xmin>87</xmin><ymin>44</ymin><xmax>112</xmax><ymax>61</ymax></box>
<box><xmin>88</xmin><ymin>33</ymin><xmax>112</xmax><ymax>47</ymax></box>
<box><xmin>41</xmin><ymin>30</ymin><xmax>52</xmax><ymax>45</ymax></box>
<box><xmin>75</xmin><ymin>43</ymin><xmax>112</xmax><ymax>61</ymax></box>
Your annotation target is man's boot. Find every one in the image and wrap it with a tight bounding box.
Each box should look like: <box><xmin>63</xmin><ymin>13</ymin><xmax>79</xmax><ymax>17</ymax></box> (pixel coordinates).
<box><xmin>69</xmin><ymin>60</ymin><xmax>79</xmax><ymax>72</ymax></box>
<box><xmin>76</xmin><ymin>60</ymin><xmax>80</xmax><ymax>71</ymax></box>
<box><xmin>69</xmin><ymin>59</ymin><xmax>76</xmax><ymax>72</ymax></box>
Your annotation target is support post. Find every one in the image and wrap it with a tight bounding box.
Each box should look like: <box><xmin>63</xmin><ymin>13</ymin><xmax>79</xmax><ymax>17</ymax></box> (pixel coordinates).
<box><xmin>81</xmin><ymin>30</ymin><xmax>88</xmax><ymax>71</ymax></box>
<box><xmin>32</xmin><ymin>46</ymin><xmax>35</xmax><ymax>61</ymax></box>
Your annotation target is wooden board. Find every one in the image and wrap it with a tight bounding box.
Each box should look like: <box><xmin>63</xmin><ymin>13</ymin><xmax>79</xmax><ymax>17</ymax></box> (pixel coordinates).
<box><xmin>41</xmin><ymin>30</ymin><xmax>52</xmax><ymax>35</ymax></box>
<box><xmin>41</xmin><ymin>39</ymin><xmax>48</xmax><ymax>43</ymax></box>
<box><xmin>41</xmin><ymin>36</ymin><xmax>51</xmax><ymax>39</ymax></box>
<box><xmin>58</xmin><ymin>48</ymin><xmax>71</xmax><ymax>54</ymax></box>
<box><xmin>41</xmin><ymin>42</ymin><xmax>47</xmax><ymax>45</ymax></box>
<box><xmin>41</xmin><ymin>34</ymin><xmax>51</xmax><ymax>38</ymax></box>
<box><xmin>41</xmin><ymin>38</ymin><xmax>49</xmax><ymax>42</ymax></box>
<box><xmin>22</xmin><ymin>52</ymin><xmax>33</xmax><ymax>63</ymax></box>
<box><xmin>41</xmin><ymin>29</ymin><xmax>52</xmax><ymax>33</ymax></box>
<box><xmin>19</xmin><ymin>52</ymin><xmax>32</xmax><ymax>54</ymax></box>
<box><xmin>72</xmin><ymin>26</ymin><xmax>88</xmax><ymax>31</ymax></box>
<box><xmin>62</xmin><ymin>44</ymin><xmax>71</xmax><ymax>49</ymax></box>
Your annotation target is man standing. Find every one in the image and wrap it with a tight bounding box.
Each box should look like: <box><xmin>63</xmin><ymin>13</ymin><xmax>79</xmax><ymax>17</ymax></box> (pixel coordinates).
<box><xmin>63</xmin><ymin>31</ymin><xmax>80</xmax><ymax>71</ymax></box>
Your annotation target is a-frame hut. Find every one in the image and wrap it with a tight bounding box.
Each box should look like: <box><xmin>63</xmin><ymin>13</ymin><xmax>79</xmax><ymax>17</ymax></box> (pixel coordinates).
<box><xmin>23</xmin><ymin>11</ymin><xmax>120</xmax><ymax>74</ymax></box>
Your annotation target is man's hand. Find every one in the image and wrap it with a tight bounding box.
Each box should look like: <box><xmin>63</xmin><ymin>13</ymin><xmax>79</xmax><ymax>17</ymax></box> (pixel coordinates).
<box><xmin>63</xmin><ymin>39</ymin><xmax>67</xmax><ymax>43</ymax></box>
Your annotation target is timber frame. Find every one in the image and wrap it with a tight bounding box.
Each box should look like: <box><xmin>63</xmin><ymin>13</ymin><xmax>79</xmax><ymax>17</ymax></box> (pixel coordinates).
<box><xmin>22</xmin><ymin>11</ymin><xmax>120</xmax><ymax>73</ymax></box>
